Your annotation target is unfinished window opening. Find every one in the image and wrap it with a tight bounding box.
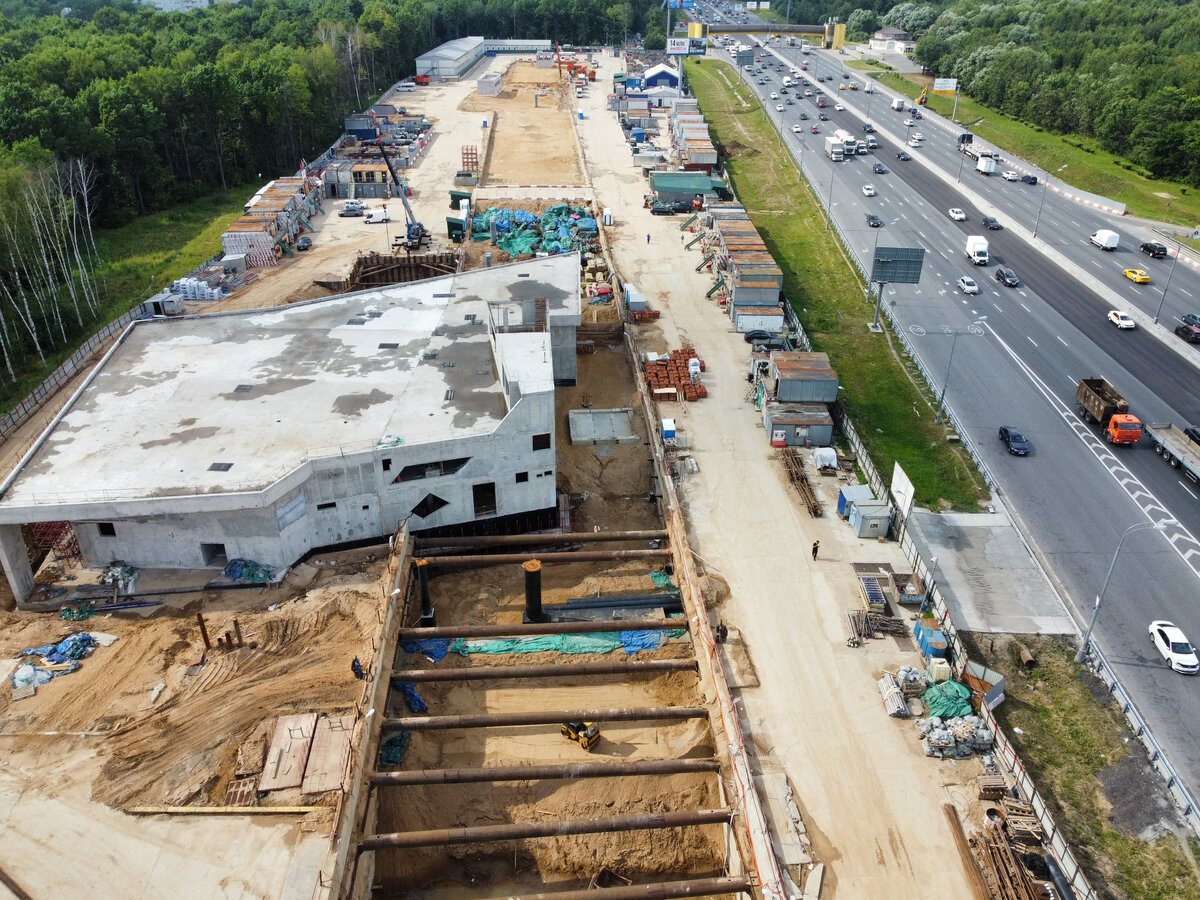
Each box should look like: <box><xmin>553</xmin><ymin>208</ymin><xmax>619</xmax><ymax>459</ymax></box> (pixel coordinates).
<box><xmin>473</xmin><ymin>482</ymin><xmax>497</xmax><ymax>518</ymax></box>
<box><xmin>209</xmin><ymin>462</ymin><xmax>233</xmax><ymax>472</ymax></box>
<box><xmin>515</xmin><ymin>472</ymin><xmax>529</xmax><ymax>483</ymax></box>
<box><xmin>317</xmin><ymin>502</ymin><xmax>336</xmax><ymax>511</ymax></box>
<box><xmin>378</xmin><ymin>342</ymin><xmax>399</xmax><ymax>350</ymax></box>
<box><xmin>382</xmin><ymin>459</ymin><xmax>392</xmax><ymax>471</ymax></box>
<box><xmin>97</xmin><ymin>522</ymin><xmax>116</xmax><ymax>537</ymax></box>
<box><xmin>411</xmin><ymin>494</ymin><xmax>449</xmax><ymax>519</ymax></box>
<box><xmin>201</xmin><ymin>543</ymin><xmax>228</xmax><ymax>566</ymax></box>
<box><xmin>532</xmin><ymin>433</ymin><xmax>551</xmax><ymax>451</ymax></box>
<box><xmin>396</xmin><ymin>457</ymin><xmax>470</xmax><ymax>483</ymax></box>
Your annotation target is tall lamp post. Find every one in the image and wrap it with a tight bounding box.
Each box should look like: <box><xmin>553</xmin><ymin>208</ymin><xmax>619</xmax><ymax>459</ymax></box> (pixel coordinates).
<box><xmin>1153</xmin><ymin>237</ymin><xmax>1183</xmax><ymax>325</ymax></box>
<box><xmin>1075</xmin><ymin>519</ymin><xmax>1176</xmax><ymax>663</ymax></box>
<box><xmin>1032</xmin><ymin>164</ymin><xmax>1069</xmax><ymax>239</ymax></box>
<box><xmin>934</xmin><ymin>316</ymin><xmax>987</xmax><ymax>424</ymax></box>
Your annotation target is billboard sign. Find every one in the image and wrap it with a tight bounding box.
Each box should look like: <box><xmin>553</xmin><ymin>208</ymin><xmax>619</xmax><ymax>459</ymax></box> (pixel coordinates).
<box><xmin>666</xmin><ymin>38</ymin><xmax>690</xmax><ymax>56</ymax></box>
<box><xmin>933</xmin><ymin>77</ymin><xmax>958</xmax><ymax>95</ymax></box>
<box><xmin>890</xmin><ymin>462</ymin><xmax>915</xmax><ymax>518</ymax></box>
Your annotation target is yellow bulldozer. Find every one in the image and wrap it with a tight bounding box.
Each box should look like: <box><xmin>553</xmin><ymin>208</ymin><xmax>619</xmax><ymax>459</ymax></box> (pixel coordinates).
<box><xmin>561</xmin><ymin>721</ymin><xmax>601</xmax><ymax>751</ymax></box>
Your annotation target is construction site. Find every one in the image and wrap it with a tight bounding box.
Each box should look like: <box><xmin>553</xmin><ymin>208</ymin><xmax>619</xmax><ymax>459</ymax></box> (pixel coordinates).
<box><xmin>0</xmin><ymin>41</ymin><xmax>1072</xmax><ymax>900</ymax></box>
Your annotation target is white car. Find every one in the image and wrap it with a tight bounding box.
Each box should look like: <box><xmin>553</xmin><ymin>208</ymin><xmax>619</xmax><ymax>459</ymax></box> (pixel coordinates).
<box><xmin>769</xmin><ymin>92</ymin><xmax>778</xmax><ymax>99</ymax></box>
<box><xmin>903</xmin><ymin>118</ymin><xmax>915</xmax><ymax>127</ymax></box>
<box><xmin>948</xmin><ymin>208</ymin><xmax>967</xmax><ymax>221</ymax></box>
<box><xmin>1150</xmin><ymin>621</ymin><xmax>1199</xmax><ymax>674</ymax></box>
<box><xmin>956</xmin><ymin>276</ymin><xmax>979</xmax><ymax>295</ymax></box>
<box><xmin>804</xmin><ymin>89</ymin><xmax>812</xmax><ymax>97</ymax></box>
<box><xmin>862</xmin><ymin>184</ymin><xmax>876</xmax><ymax>197</ymax></box>
<box><xmin>911</xmin><ymin>132</ymin><xmax>924</xmax><ymax>141</ymax></box>
<box><xmin>835</xmin><ymin>103</ymin><xmax>844</xmax><ymax>111</ymax></box>
<box><xmin>776</xmin><ymin>104</ymin><xmax>785</xmax><ymax>112</ymax></box>
<box><xmin>1002</xmin><ymin>171</ymin><xmax>1020</xmax><ymax>181</ymax></box>
<box><xmin>907</xmin><ymin>138</ymin><xmax>921</xmax><ymax>148</ymax></box>
<box><xmin>792</xmin><ymin>124</ymin><xmax>803</xmax><ymax>133</ymax></box>
<box><xmin>1107</xmin><ymin>310</ymin><xmax>1136</xmax><ymax>329</ymax></box>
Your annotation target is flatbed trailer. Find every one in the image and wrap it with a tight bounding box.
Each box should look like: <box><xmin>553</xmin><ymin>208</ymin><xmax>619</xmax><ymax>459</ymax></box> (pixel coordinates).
<box><xmin>1145</xmin><ymin>423</ymin><xmax>1200</xmax><ymax>483</ymax></box>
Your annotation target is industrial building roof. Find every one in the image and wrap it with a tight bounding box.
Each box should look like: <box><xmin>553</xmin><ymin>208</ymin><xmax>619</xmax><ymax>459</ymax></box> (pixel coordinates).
<box><xmin>417</xmin><ymin>36</ymin><xmax>485</xmax><ymax>63</ymax></box>
<box><xmin>771</xmin><ymin>352</ymin><xmax>837</xmax><ymax>381</ymax></box>
<box><xmin>0</xmin><ymin>254</ymin><xmax>579</xmax><ymax>510</ymax></box>
<box><xmin>649</xmin><ymin>171</ymin><xmax>716</xmax><ymax>194</ymax></box>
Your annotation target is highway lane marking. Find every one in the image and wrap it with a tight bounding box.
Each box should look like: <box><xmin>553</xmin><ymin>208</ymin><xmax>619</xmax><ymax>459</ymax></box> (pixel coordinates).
<box><xmin>1057</xmin><ymin>336</ymin><xmax>1069</xmax><ymax>346</ymax></box>
<box><xmin>993</xmin><ymin>303</ymin><xmax>1003</xmax><ymax>312</ymax></box>
<box><xmin>1180</xmin><ymin>288</ymin><xmax>1194</xmax><ymax>298</ymax></box>
<box><xmin>1020</xmin><ymin>303</ymin><xmax>1031</xmax><ymax>312</ymax></box>
<box><xmin>1182</xmin><ymin>482</ymin><xmax>1199</xmax><ymax>500</ymax></box>
<box><xmin>988</xmin><ymin>326</ymin><xmax>1200</xmax><ymax>578</ymax></box>
<box><xmin>1027</xmin><ymin>336</ymin><xmax>1038</xmax><ymax>347</ymax></box>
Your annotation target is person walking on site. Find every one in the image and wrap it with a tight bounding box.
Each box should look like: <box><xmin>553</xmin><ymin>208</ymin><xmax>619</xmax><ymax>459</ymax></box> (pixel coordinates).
<box><xmin>811</xmin><ymin>541</ymin><xmax>820</xmax><ymax>561</ymax></box>
<box><xmin>646</xmin><ymin>233</ymin><xmax>651</xmax><ymax>244</ymax></box>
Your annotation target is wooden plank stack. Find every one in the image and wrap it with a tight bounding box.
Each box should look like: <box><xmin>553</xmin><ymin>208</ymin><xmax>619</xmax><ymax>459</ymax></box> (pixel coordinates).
<box><xmin>976</xmin><ymin>773</ymin><xmax>1009</xmax><ymax>801</ymax></box>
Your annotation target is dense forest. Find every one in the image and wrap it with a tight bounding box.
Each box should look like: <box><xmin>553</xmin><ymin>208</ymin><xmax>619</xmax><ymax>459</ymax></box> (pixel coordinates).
<box><xmin>0</xmin><ymin>0</ymin><xmax>657</xmax><ymax>386</ymax></box>
<box><xmin>837</xmin><ymin>0</ymin><xmax>1200</xmax><ymax>187</ymax></box>
<box><xmin>0</xmin><ymin>0</ymin><xmax>659</xmax><ymax>225</ymax></box>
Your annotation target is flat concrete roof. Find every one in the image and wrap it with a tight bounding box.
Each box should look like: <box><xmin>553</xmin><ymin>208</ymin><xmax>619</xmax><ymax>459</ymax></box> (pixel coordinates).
<box><xmin>0</xmin><ymin>254</ymin><xmax>579</xmax><ymax>508</ymax></box>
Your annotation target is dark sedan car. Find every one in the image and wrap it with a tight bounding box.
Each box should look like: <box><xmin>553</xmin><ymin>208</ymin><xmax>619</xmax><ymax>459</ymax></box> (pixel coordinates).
<box><xmin>1175</xmin><ymin>324</ymin><xmax>1200</xmax><ymax>344</ymax></box>
<box><xmin>296</xmin><ymin>236</ymin><xmax>312</xmax><ymax>251</ymax></box>
<box><xmin>999</xmin><ymin>426</ymin><xmax>1031</xmax><ymax>455</ymax></box>
<box><xmin>1141</xmin><ymin>241</ymin><xmax>1168</xmax><ymax>258</ymax></box>
<box><xmin>982</xmin><ymin>216</ymin><xmax>1002</xmax><ymax>230</ymax></box>
<box><xmin>866</xmin><ymin>214</ymin><xmax>884</xmax><ymax>228</ymax></box>
<box><xmin>818</xmin><ymin>112</ymin><xmax>829</xmax><ymax>121</ymax></box>
<box><xmin>896</xmin><ymin>150</ymin><xmax>912</xmax><ymax>161</ymax></box>
<box><xmin>873</xmin><ymin>162</ymin><xmax>887</xmax><ymax>174</ymax></box>
<box><xmin>1021</xmin><ymin>174</ymin><xmax>1038</xmax><ymax>185</ymax></box>
<box><xmin>338</xmin><ymin>208</ymin><xmax>363</xmax><ymax>217</ymax></box>
<box><xmin>995</xmin><ymin>266</ymin><xmax>1019</xmax><ymax>287</ymax></box>
<box><xmin>743</xmin><ymin>329</ymin><xmax>772</xmax><ymax>344</ymax></box>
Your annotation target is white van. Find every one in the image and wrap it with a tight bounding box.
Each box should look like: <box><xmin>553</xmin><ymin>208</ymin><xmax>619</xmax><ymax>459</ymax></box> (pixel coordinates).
<box><xmin>364</xmin><ymin>209</ymin><xmax>390</xmax><ymax>224</ymax></box>
<box><xmin>1090</xmin><ymin>229</ymin><xmax>1119</xmax><ymax>251</ymax></box>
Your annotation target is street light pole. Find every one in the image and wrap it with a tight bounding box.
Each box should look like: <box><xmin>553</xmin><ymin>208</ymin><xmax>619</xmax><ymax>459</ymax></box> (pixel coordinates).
<box><xmin>1153</xmin><ymin>238</ymin><xmax>1182</xmax><ymax>325</ymax></box>
<box><xmin>1032</xmin><ymin>164</ymin><xmax>1068</xmax><ymax>239</ymax></box>
<box><xmin>934</xmin><ymin>316</ymin><xmax>986</xmax><ymax>424</ymax></box>
<box><xmin>1075</xmin><ymin>519</ymin><xmax>1176</xmax><ymax>663</ymax></box>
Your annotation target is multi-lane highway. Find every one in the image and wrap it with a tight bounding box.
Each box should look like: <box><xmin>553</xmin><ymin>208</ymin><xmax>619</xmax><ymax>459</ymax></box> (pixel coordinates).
<box><xmin>709</xmin><ymin>34</ymin><xmax>1200</xmax><ymax>793</ymax></box>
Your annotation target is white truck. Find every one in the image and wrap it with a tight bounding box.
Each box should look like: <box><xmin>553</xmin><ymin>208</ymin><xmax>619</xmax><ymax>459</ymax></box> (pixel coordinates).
<box><xmin>824</xmin><ymin>136</ymin><xmax>844</xmax><ymax>161</ymax></box>
<box><xmin>1145</xmin><ymin>423</ymin><xmax>1200</xmax><ymax>484</ymax></box>
<box><xmin>864</xmin><ymin>83</ymin><xmax>875</xmax><ymax>94</ymax></box>
<box><xmin>976</xmin><ymin>157</ymin><xmax>996</xmax><ymax>175</ymax></box>
<box><xmin>891</xmin><ymin>97</ymin><xmax>905</xmax><ymax>111</ymax></box>
<box><xmin>1090</xmin><ymin>229</ymin><xmax>1119</xmax><ymax>250</ymax></box>
<box><xmin>966</xmin><ymin>236</ymin><xmax>989</xmax><ymax>265</ymax></box>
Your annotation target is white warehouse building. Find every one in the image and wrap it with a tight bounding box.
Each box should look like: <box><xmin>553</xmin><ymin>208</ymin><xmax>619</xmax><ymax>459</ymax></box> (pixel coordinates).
<box><xmin>0</xmin><ymin>254</ymin><xmax>581</xmax><ymax>604</ymax></box>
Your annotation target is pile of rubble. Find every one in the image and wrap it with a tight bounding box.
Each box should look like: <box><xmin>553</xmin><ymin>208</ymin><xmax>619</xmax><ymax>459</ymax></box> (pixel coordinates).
<box><xmin>916</xmin><ymin>714</ymin><xmax>995</xmax><ymax>759</ymax></box>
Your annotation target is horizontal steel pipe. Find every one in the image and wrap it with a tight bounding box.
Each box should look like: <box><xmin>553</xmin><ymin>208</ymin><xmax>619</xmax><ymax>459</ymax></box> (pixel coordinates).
<box><xmin>417</xmin><ymin>549</ymin><xmax>670</xmax><ymax>568</ymax></box>
<box><xmin>370</xmin><ymin>757</ymin><xmax>720</xmax><ymax>786</ymax></box>
<box><xmin>392</xmin><ymin>658</ymin><xmax>695</xmax><ymax>683</ymax></box>
<box><xmin>396</xmin><ymin>619</ymin><xmax>681</xmax><ymax>640</ymax></box>
<box><xmin>357</xmin><ymin>807</ymin><xmax>732</xmax><ymax>851</ymax></box>
<box><xmin>507</xmin><ymin>876</ymin><xmax>754</xmax><ymax>900</ymax></box>
<box><xmin>552</xmin><ymin>595</ymin><xmax>682</xmax><ymax>611</ymax></box>
<box><xmin>414</xmin><ymin>530</ymin><xmax>667</xmax><ymax>548</ymax></box>
<box><xmin>382</xmin><ymin>706</ymin><xmax>709</xmax><ymax>732</ymax></box>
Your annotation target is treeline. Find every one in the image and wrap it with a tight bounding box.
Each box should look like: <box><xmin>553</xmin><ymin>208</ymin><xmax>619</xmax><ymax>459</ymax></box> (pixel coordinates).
<box><xmin>0</xmin><ymin>0</ymin><xmax>659</xmax><ymax>227</ymax></box>
<box><xmin>841</xmin><ymin>0</ymin><xmax>1200</xmax><ymax>186</ymax></box>
<box><xmin>0</xmin><ymin>0</ymin><xmax>656</xmax><ymax>385</ymax></box>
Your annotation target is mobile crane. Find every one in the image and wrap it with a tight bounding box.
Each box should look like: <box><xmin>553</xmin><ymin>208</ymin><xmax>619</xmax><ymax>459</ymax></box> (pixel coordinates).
<box><xmin>375</xmin><ymin>138</ymin><xmax>432</xmax><ymax>251</ymax></box>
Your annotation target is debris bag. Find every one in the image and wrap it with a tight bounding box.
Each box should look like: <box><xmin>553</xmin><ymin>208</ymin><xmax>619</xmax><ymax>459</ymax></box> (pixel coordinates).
<box><xmin>12</xmin><ymin>664</ymin><xmax>52</xmax><ymax>688</ymax></box>
<box><xmin>397</xmin><ymin>682</ymin><xmax>428</xmax><ymax>713</ymax></box>
<box><xmin>60</xmin><ymin>601</ymin><xmax>94</xmax><ymax>621</ymax></box>
<box><xmin>25</xmin><ymin>632</ymin><xmax>95</xmax><ymax>664</ymax></box>
<box><xmin>224</xmin><ymin>558</ymin><xmax>274</xmax><ymax>583</ymax></box>
<box><xmin>379</xmin><ymin>732</ymin><xmax>411</xmax><ymax>767</ymax></box>
<box><xmin>650</xmin><ymin>571</ymin><xmax>678</xmax><ymax>592</ymax></box>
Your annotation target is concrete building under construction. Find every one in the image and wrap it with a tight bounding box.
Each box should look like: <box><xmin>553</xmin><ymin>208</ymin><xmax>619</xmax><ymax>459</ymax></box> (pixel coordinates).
<box><xmin>0</xmin><ymin>254</ymin><xmax>582</xmax><ymax>604</ymax></box>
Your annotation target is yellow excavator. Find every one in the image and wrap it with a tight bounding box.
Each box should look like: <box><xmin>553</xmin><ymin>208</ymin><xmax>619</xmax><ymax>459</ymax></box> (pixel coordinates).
<box><xmin>561</xmin><ymin>721</ymin><xmax>601</xmax><ymax>751</ymax></box>
<box><xmin>916</xmin><ymin>85</ymin><xmax>929</xmax><ymax>106</ymax></box>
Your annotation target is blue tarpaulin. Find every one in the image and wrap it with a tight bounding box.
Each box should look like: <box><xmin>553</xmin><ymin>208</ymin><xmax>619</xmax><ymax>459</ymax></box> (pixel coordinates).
<box><xmin>400</xmin><ymin>638</ymin><xmax>453</xmax><ymax>662</ymax></box>
<box><xmin>397</xmin><ymin>682</ymin><xmax>428</xmax><ymax>713</ymax></box>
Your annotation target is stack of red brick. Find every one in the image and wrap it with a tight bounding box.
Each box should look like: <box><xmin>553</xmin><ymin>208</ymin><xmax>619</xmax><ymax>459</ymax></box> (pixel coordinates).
<box><xmin>645</xmin><ymin>348</ymin><xmax>708</xmax><ymax>401</ymax></box>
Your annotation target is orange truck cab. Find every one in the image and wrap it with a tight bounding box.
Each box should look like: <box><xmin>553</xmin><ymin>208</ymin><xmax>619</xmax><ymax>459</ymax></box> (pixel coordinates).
<box><xmin>1107</xmin><ymin>414</ymin><xmax>1143</xmax><ymax>445</ymax></box>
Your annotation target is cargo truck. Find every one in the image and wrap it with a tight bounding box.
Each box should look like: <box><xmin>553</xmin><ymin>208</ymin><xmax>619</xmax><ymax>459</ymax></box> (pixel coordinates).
<box><xmin>824</xmin><ymin>136</ymin><xmax>844</xmax><ymax>161</ymax></box>
<box><xmin>1075</xmin><ymin>378</ymin><xmax>1143</xmax><ymax>444</ymax></box>
<box><xmin>891</xmin><ymin>97</ymin><xmax>905</xmax><ymax>111</ymax></box>
<box><xmin>965</xmin><ymin>236</ymin><xmax>989</xmax><ymax>265</ymax></box>
<box><xmin>1144</xmin><ymin>423</ymin><xmax>1200</xmax><ymax>482</ymax></box>
<box><xmin>976</xmin><ymin>157</ymin><xmax>996</xmax><ymax>175</ymax></box>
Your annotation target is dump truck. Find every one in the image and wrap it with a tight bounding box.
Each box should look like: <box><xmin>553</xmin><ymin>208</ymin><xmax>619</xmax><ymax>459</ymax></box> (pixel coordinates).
<box><xmin>1075</xmin><ymin>378</ymin><xmax>1143</xmax><ymax>444</ymax></box>
<box><xmin>1144</xmin><ymin>423</ymin><xmax>1200</xmax><ymax>483</ymax></box>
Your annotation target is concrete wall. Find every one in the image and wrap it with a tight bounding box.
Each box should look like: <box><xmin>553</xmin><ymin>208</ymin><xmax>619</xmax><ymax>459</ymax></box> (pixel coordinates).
<box><xmin>69</xmin><ymin>393</ymin><xmax>557</xmax><ymax>573</ymax></box>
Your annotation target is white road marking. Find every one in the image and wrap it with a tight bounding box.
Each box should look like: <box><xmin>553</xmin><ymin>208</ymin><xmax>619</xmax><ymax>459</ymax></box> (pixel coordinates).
<box><xmin>1057</xmin><ymin>336</ymin><xmax>1068</xmax><ymax>347</ymax></box>
<box><xmin>993</xmin><ymin>303</ymin><xmax>1003</xmax><ymax>312</ymax></box>
<box><xmin>1027</xmin><ymin>336</ymin><xmax>1038</xmax><ymax>346</ymax></box>
<box><xmin>1182</xmin><ymin>482</ymin><xmax>1199</xmax><ymax>500</ymax></box>
<box><xmin>1020</xmin><ymin>303</ymin><xmax>1031</xmax><ymax>312</ymax></box>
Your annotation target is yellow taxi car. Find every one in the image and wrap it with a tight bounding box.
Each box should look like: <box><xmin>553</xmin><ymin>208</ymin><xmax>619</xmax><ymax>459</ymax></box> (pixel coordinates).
<box><xmin>838</xmin><ymin>82</ymin><xmax>846</xmax><ymax>90</ymax></box>
<box><xmin>1122</xmin><ymin>268</ymin><xmax>1151</xmax><ymax>284</ymax></box>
